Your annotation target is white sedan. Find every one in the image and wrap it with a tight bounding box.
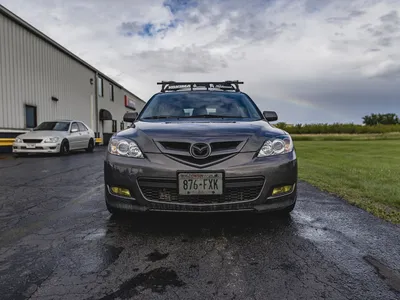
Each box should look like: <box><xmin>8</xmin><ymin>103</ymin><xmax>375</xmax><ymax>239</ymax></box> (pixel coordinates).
<box><xmin>12</xmin><ymin>120</ymin><xmax>96</xmax><ymax>156</ymax></box>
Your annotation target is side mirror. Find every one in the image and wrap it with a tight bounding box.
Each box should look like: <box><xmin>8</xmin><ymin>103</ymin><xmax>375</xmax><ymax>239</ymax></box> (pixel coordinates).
<box><xmin>71</xmin><ymin>128</ymin><xmax>78</xmax><ymax>133</ymax></box>
<box><xmin>263</xmin><ymin>111</ymin><xmax>278</xmax><ymax>122</ymax></box>
<box><xmin>123</xmin><ymin>112</ymin><xmax>138</xmax><ymax>123</ymax></box>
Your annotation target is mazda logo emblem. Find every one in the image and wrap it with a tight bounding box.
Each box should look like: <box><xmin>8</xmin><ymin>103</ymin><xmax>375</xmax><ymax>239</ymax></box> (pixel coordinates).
<box><xmin>190</xmin><ymin>143</ymin><xmax>211</xmax><ymax>159</ymax></box>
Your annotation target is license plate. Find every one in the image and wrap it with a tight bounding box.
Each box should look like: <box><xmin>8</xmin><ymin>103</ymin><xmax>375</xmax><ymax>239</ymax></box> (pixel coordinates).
<box><xmin>26</xmin><ymin>144</ymin><xmax>36</xmax><ymax>149</ymax></box>
<box><xmin>178</xmin><ymin>173</ymin><xmax>223</xmax><ymax>195</ymax></box>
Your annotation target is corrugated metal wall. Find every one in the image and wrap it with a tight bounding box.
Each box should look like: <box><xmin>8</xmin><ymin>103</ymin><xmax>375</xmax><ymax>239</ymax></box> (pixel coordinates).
<box><xmin>0</xmin><ymin>13</ymin><xmax>95</xmax><ymax>130</ymax></box>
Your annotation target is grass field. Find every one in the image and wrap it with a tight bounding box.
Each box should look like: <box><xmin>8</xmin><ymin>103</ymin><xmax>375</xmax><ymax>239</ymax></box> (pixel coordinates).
<box><xmin>294</xmin><ymin>137</ymin><xmax>400</xmax><ymax>224</ymax></box>
<box><xmin>292</xmin><ymin>132</ymin><xmax>400</xmax><ymax>141</ymax></box>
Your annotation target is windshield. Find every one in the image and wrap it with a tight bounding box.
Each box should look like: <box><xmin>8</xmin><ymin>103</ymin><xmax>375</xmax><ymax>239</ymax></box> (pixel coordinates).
<box><xmin>139</xmin><ymin>92</ymin><xmax>263</xmax><ymax>120</ymax></box>
<box><xmin>33</xmin><ymin>122</ymin><xmax>70</xmax><ymax>131</ymax></box>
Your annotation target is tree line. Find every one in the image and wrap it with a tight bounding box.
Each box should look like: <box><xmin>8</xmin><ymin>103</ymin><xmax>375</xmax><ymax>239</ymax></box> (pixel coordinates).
<box><xmin>275</xmin><ymin>113</ymin><xmax>400</xmax><ymax>134</ymax></box>
<box><xmin>362</xmin><ymin>113</ymin><xmax>399</xmax><ymax>126</ymax></box>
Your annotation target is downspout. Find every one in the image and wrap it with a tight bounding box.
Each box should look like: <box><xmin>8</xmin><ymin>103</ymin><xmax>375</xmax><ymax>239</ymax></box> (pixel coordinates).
<box><xmin>94</xmin><ymin>71</ymin><xmax>100</xmax><ymax>144</ymax></box>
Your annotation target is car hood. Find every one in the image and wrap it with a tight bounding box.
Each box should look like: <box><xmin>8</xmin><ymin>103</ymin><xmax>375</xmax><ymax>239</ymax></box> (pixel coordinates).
<box><xmin>17</xmin><ymin>131</ymin><xmax>67</xmax><ymax>140</ymax></box>
<box><xmin>115</xmin><ymin>120</ymin><xmax>288</xmax><ymax>153</ymax></box>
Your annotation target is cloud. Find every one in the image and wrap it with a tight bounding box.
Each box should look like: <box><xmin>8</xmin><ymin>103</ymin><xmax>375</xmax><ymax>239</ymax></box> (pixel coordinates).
<box><xmin>118</xmin><ymin>22</ymin><xmax>142</xmax><ymax>37</ymax></box>
<box><xmin>363</xmin><ymin>60</ymin><xmax>400</xmax><ymax>78</ymax></box>
<box><xmin>1</xmin><ymin>0</ymin><xmax>400</xmax><ymax>124</ymax></box>
<box><xmin>129</xmin><ymin>46</ymin><xmax>229</xmax><ymax>73</ymax></box>
<box><xmin>380</xmin><ymin>10</ymin><xmax>400</xmax><ymax>23</ymax></box>
<box><xmin>118</xmin><ymin>19</ymin><xmax>181</xmax><ymax>37</ymax></box>
<box><xmin>326</xmin><ymin>10</ymin><xmax>366</xmax><ymax>23</ymax></box>
<box><xmin>163</xmin><ymin>0</ymin><xmax>198</xmax><ymax>14</ymax></box>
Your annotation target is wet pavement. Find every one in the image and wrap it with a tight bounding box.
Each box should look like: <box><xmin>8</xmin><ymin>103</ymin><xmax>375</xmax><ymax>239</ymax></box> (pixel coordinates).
<box><xmin>0</xmin><ymin>148</ymin><xmax>399</xmax><ymax>300</ymax></box>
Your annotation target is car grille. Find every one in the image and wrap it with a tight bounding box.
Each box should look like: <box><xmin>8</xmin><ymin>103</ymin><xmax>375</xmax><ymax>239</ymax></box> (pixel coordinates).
<box><xmin>137</xmin><ymin>176</ymin><xmax>264</xmax><ymax>205</ymax></box>
<box><xmin>166</xmin><ymin>153</ymin><xmax>235</xmax><ymax>165</ymax></box>
<box><xmin>23</xmin><ymin>139</ymin><xmax>42</xmax><ymax>143</ymax></box>
<box><xmin>21</xmin><ymin>146</ymin><xmax>43</xmax><ymax>149</ymax></box>
<box><xmin>148</xmin><ymin>202</ymin><xmax>255</xmax><ymax>212</ymax></box>
<box><xmin>156</xmin><ymin>140</ymin><xmax>246</xmax><ymax>167</ymax></box>
<box><xmin>159</xmin><ymin>141</ymin><xmax>190</xmax><ymax>152</ymax></box>
<box><xmin>211</xmin><ymin>141</ymin><xmax>242</xmax><ymax>151</ymax></box>
<box><xmin>159</xmin><ymin>141</ymin><xmax>242</xmax><ymax>152</ymax></box>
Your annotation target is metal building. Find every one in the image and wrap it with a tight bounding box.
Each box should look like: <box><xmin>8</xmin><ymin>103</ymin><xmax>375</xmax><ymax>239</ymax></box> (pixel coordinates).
<box><xmin>0</xmin><ymin>5</ymin><xmax>146</xmax><ymax>152</ymax></box>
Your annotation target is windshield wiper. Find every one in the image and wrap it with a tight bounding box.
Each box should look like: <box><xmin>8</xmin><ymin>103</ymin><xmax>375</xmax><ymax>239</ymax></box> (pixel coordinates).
<box><xmin>142</xmin><ymin>116</ymin><xmax>176</xmax><ymax>119</ymax></box>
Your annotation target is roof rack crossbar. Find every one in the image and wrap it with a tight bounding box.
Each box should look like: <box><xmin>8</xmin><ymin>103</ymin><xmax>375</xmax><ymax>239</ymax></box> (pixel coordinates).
<box><xmin>156</xmin><ymin>81</ymin><xmax>244</xmax><ymax>93</ymax></box>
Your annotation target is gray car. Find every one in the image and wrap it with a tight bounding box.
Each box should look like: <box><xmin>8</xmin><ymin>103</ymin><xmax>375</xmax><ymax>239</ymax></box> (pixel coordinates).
<box><xmin>104</xmin><ymin>81</ymin><xmax>297</xmax><ymax>215</ymax></box>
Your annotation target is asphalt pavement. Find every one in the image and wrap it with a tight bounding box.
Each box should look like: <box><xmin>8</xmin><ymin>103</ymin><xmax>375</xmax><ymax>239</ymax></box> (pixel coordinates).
<box><xmin>0</xmin><ymin>148</ymin><xmax>399</xmax><ymax>300</ymax></box>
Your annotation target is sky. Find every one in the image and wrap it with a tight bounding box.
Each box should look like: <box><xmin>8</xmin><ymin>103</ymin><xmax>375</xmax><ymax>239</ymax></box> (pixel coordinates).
<box><xmin>1</xmin><ymin>0</ymin><xmax>400</xmax><ymax>124</ymax></box>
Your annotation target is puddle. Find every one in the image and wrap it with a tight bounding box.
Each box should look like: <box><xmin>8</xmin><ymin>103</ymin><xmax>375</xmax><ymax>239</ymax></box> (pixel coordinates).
<box><xmin>96</xmin><ymin>267</ymin><xmax>185</xmax><ymax>299</ymax></box>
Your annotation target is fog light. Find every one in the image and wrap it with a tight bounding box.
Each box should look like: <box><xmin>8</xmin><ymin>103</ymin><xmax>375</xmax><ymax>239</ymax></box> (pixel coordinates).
<box><xmin>111</xmin><ymin>186</ymin><xmax>131</xmax><ymax>197</ymax></box>
<box><xmin>272</xmin><ymin>185</ymin><xmax>293</xmax><ymax>196</ymax></box>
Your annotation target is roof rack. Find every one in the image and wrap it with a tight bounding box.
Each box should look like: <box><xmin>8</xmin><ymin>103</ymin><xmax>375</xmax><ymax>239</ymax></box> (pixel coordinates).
<box><xmin>157</xmin><ymin>81</ymin><xmax>244</xmax><ymax>93</ymax></box>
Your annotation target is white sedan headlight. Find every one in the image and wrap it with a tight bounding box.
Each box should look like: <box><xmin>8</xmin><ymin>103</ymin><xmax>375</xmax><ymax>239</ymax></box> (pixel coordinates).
<box><xmin>257</xmin><ymin>135</ymin><xmax>293</xmax><ymax>157</ymax></box>
<box><xmin>108</xmin><ymin>138</ymin><xmax>144</xmax><ymax>158</ymax></box>
<box><xmin>43</xmin><ymin>137</ymin><xmax>60</xmax><ymax>143</ymax></box>
<box><xmin>14</xmin><ymin>137</ymin><xmax>23</xmax><ymax>143</ymax></box>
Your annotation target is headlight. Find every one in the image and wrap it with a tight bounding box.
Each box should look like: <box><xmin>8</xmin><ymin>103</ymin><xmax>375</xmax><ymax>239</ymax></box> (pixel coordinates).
<box><xmin>43</xmin><ymin>137</ymin><xmax>59</xmax><ymax>143</ymax></box>
<box><xmin>108</xmin><ymin>138</ymin><xmax>144</xmax><ymax>158</ymax></box>
<box><xmin>14</xmin><ymin>137</ymin><xmax>23</xmax><ymax>143</ymax></box>
<box><xmin>257</xmin><ymin>135</ymin><xmax>293</xmax><ymax>157</ymax></box>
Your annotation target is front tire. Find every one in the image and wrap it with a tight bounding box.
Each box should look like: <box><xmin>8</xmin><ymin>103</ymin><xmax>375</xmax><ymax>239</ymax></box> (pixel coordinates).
<box><xmin>85</xmin><ymin>138</ymin><xmax>94</xmax><ymax>153</ymax></box>
<box><xmin>60</xmin><ymin>139</ymin><xmax>70</xmax><ymax>155</ymax></box>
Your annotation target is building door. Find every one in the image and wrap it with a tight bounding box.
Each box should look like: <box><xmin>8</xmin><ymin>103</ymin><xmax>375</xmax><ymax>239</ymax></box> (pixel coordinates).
<box><xmin>99</xmin><ymin>109</ymin><xmax>113</xmax><ymax>145</ymax></box>
<box><xmin>25</xmin><ymin>105</ymin><xmax>37</xmax><ymax>128</ymax></box>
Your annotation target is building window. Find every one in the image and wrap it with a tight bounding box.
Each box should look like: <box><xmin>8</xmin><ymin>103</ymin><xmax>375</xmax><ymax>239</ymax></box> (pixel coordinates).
<box><xmin>25</xmin><ymin>105</ymin><xmax>37</xmax><ymax>128</ymax></box>
<box><xmin>110</xmin><ymin>84</ymin><xmax>114</xmax><ymax>102</ymax></box>
<box><xmin>98</xmin><ymin>77</ymin><xmax>104</xmax><ymax>97</ymax></box>
<box><xmin>112</xmin><ymin>120</ymin><xmax>117</xmax><ymax>133</ymax></box>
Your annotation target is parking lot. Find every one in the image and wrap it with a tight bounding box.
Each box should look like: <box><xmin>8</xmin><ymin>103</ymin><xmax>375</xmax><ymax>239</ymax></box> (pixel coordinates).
<box><xmin>0</xmin><ymin>148</ymin><xmax>399</xmax><ymax>300</ymax></box>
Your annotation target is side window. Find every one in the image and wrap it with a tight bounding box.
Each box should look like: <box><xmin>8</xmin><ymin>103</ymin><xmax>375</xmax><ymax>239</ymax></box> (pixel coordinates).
<box><xmin>78</xmin><ymin>122</ymin><xmax>88</xmax><ymax>131</ymax></box>
<box><xmin>71</xmin><ymin>122</ymin><xmax>79</xmax><ymax>132</ymax></box>
<box><xmin>25</xmin><ymin>105</ymin><xmax>37</xmax><ymax>128</ymax></box>
<box><xmin>110</xmin><ymin>84</ymin><xmax>114</xmax><ymax>102</ymax></box>
<box><xmin>98</xmin><ymin>77</ymin><xmax>104</xmax><ymax>97</ymax></box>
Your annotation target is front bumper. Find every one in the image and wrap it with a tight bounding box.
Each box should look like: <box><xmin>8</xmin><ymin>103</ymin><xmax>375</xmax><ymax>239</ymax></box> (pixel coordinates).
<box><xmin>12</xmin><ymin>142</ymin><xmax>61</xmax><ymax>153</ymax></box>
<box><xmin>104</xmin><ymin>151</ymin><xmax>298</xmax><ymax>213</ymax></box>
